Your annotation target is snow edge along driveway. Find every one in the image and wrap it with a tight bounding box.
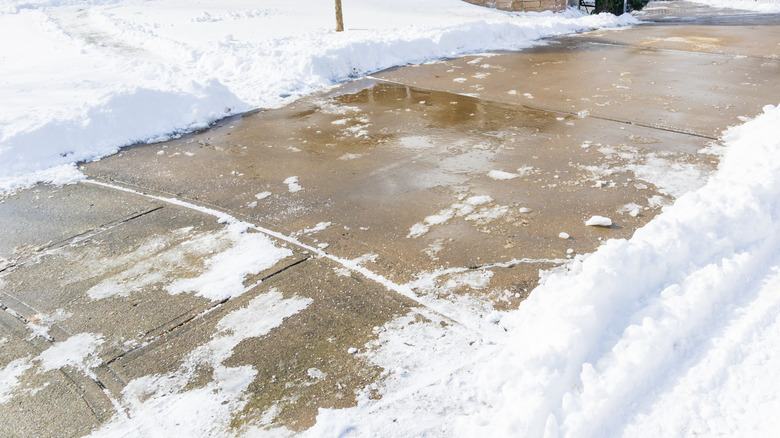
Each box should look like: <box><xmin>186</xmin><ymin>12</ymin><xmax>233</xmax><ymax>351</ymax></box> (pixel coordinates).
<box><xmin>0</xmin><ymin>1</ymin><xmax>638</xmax><ymax>193</ymax></box>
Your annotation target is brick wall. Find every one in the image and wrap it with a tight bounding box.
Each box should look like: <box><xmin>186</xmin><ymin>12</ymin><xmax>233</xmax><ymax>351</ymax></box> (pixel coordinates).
<box><xmin>463</xmin><ymin>0</ymin><xmax>568</xmax><ymax>13</ymax></box>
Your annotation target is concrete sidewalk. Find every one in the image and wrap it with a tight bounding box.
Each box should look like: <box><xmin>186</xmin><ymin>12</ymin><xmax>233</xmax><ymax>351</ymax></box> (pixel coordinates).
<box><xmin>2</xmin><ymin>2</ymin><xmax>779</xmax><ymax>436</ymax></box>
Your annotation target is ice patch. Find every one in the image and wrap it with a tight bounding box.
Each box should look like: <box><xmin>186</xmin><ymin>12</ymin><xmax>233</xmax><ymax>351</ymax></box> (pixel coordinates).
<box><xmin>0</xmin><ymin>357</ymin><xmax>33</xmax><ymax>404</ymax></box>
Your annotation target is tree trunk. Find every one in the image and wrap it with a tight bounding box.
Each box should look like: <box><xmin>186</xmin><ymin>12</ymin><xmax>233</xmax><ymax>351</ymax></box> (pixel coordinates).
<box><xmin>335</xmin><ymin>0</ymin><xmax>344</xmax><ymax>32</ymax></box>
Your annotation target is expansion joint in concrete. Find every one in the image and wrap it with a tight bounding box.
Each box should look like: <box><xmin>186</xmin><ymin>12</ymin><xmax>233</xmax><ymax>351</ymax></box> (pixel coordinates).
<box><xmin>0</xmin><ymin>205</ymin><xmax>163</xmax><ymax>276</ymax></box>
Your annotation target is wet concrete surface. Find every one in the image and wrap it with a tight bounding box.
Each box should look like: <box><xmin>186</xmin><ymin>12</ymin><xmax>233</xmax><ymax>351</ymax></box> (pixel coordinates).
<box><xmin>2</xmin><ymin>2</ymin><xmax>780</xmax><ymax>436</ymax></box>
<box><xmin>83</xmin><ymin>79</ymin><xmax>714</xmax><ymax>292</ymax></box>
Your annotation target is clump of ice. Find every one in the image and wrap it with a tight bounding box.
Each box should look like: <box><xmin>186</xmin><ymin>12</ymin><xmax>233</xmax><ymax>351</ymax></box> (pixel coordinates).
<box><xmin>585</xmin><ymin>215</ymin><xmax>613</xmax><ymax>227</ymax></box>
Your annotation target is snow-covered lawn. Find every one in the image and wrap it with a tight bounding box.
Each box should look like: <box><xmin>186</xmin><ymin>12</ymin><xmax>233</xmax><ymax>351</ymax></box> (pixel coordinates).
<box><xmin>0</xmin><ymin>0</ymin><xmax>636</xmax><ymax>193</ymax></box>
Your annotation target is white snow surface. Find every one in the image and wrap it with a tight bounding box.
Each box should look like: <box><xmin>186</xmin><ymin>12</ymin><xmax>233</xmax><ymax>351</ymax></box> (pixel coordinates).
<box><xmin>301</xmin><ymin>104</ymin><xmax>780</xmax><ymax>437</ymax></box>
<box><xmin>686</xmin><ymin>0</ymin><xmax>780</xmax><ymax>13</ymax></box>
<box><xmin>585</xmin><ymin>215</ymin><xmax>613</xmax><ymax>227</ymax></box>
<box><xmin>0</xmin><ymin>0</ymin><xmax>637</xmax><ymax>193</ymax></box>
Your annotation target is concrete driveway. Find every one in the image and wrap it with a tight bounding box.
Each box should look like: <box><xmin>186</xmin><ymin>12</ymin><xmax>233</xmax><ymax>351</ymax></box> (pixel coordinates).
<box><xmin>1</xmin><ymin>2</ymin><xmax>779</xmax><ymax>435</ymax></box>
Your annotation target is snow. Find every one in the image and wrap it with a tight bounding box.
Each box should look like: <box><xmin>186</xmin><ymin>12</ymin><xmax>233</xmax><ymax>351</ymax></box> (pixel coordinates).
<box><xmin>685</xmin><ymin>0</ymin><xmax>780</xmax><ymax>12</ymax></box>
<box><xmin>300</xmin><ymin>103</ymin><xmax>780</xmax><ymax>436</ymax></box>
<box><xmin>0</xmin><ymin>358</ymin><xmax>33</xmax><ymax>404</ymax></box>
<box><xmin>165</xmin><ymin>223</ymin><xmax>293</xmax><ymax>301</ymax></box>
<box><xmin>585</xmin><ymin>215</ymin><xmax>613</xmax><ymax>227</ymax></box>
<box><xmin>0</xmin><ymin>0</ymin><xmax>637</xmax><ymax>194</ymax></box>
<box><xmin>89</xmin><ymin>290</ymin><xmax>311</xmax><ymax>437</ymax></box>
<box><xmin>37</xmin><ymin>332</ymin><xmax>104</xmax><ymax>371</ymax></box>
<box><xmin>0</xmin><ymin>332</ymin><xmax>103</xmax><ymax>404</ymax></box>
<box><xmin>488</xmin><ymin>169</ymin><xmax>520</xmax><ymax>180</ymax></box>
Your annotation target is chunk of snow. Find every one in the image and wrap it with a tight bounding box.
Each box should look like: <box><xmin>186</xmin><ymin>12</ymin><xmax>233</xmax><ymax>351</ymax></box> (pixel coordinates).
<box><xmin>585</xmin><ymin>215</ymin><xmax>613</xmax><ymax>227</ymax></box>
<box><xmin>284</xmin><ymin>176</ymin><xmax>303</xmax><ymax>193</ymax></box>
<box><xmin>488</xmin><ymin>170</ymin><xmax>519</xmax><ymax>180</ymax></box>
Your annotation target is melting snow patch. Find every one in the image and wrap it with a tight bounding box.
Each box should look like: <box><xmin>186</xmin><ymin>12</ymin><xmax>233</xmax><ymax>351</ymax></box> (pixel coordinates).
<box><xmin>89</xmin><ymin>290</ymin><xmax>310</xmax><ymax>438</ymax></box>
<box><xmin>284</xmin><ymin>176</ymin><xmax>303</xmax><ymax>193</ymax></box>
<box><xmin>0</xmin><ymin>358</ymin><xmax>34</xmax><ymax>404</ymax></box>
<box><xmin>166</xmin><ymin>223</ymin><xmax>292</xmax><ymax>301</ymax></box>
<box><xmin>38</xmin><ymin>333</ymin><xmax>104</xmax><ymax>372</ymax></box>
<box><xmin>303</xmin><ymin>221</ymin><xmax>331</xmax><ymax>234</ymax></box>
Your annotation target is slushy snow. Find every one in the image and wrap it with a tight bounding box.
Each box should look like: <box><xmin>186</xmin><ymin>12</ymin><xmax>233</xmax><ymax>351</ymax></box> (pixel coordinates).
<box><xmin>0</xmin><ymin>0</ymin><xmax>637</xmax><ymax>193</ymax></box>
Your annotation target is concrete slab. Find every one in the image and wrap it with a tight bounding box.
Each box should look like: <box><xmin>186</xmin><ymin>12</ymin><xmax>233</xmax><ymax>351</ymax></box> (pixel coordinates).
<box><xmin>0</xmin><ymin>182</ymin><xmax>159</xmax><ymax>271</ymax></box>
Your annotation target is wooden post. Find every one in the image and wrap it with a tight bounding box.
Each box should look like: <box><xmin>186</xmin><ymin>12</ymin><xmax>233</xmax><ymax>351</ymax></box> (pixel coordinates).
<box><xmin>335</xmin><ymin>0</ymin><xmax>344</xmax><ymax>32</ymax></box>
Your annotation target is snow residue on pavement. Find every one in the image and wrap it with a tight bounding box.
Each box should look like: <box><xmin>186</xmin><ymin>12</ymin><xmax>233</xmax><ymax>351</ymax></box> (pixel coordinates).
<box><xmin>302</xmin><ymin>103</ymin><xmax>780</xmax><ymax>436</ymax></box>
<box><xmin>81</xmin><ymin>222</ymin><xmax>291</xmax><ymax>301</ymax></box>
<box><xmin>37</xmin><ymin>332</ymin><xmax>104</xmax><ymax>372</ymax></box>
<box><xmin>0</xmin><ymin>0</ymin><xmax>637</xmax><ymax>193</ymax></box>
<box><xmin>0</xmin><ymin>332</ymin><xmax>104</xmax><ymax>404</ymax></box>
<box><xmin>166</xmin><ymin>223</ymin><xmax>293</xmax><ymax>301</ymax></box>
<box><xmin>89</xmin><ymin>290</ymin><xmax>311</xmax><ymax>438</ymax></box>
<box><xmin>0</xmin><ymin>357</ymin><xmax>34</xmax><ymax>404</ymax></box>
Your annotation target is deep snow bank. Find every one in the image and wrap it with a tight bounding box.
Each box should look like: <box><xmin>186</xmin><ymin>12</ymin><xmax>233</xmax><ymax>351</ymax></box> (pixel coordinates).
<box><xmin>0</xmin><ymin>0</ymin><xmax>637</xmax><ymax>193</ymax></box>
<box><xmin>301</xmin><ymin>103</ymin><xmax>780</xmax><ymax>437</ymax></box>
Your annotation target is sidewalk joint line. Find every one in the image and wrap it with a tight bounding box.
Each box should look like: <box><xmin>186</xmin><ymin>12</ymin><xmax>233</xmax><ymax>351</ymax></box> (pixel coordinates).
<box><xmin>82</xmin><ymin>178</ymin><xmax>491</xmax><ymax>338</ymax></box>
